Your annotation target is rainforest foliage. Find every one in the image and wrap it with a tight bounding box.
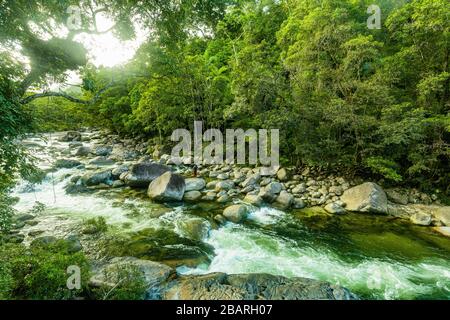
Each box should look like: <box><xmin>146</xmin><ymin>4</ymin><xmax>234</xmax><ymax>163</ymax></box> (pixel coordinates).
<box><xmin>78</xmin><ymin>0</ymin><xmax>449</xmax><ymax>189</ymax></box>
<box><xmin>1</xmin><ymin>0</ymin><xmax>449</xmax><ymax>197</ymax></box>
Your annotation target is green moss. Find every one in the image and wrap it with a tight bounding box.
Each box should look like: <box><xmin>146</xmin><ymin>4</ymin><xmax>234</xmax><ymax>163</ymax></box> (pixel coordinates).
<box><xmin>101</xmin><ymin>228</ymin><xmax>214</xmax><ymax>268</ymax></box>
<box><xmin>81</xmin><ymin>217</ymin><xmax>108</xmax><ymax>235</ymax></box>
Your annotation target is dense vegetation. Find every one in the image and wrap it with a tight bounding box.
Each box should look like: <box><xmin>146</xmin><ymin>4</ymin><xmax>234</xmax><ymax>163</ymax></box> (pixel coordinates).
<box><xmin>30</xmin><ymin>0</ymin><xmax>450</xmax><ymax>189</ymax></box>
<box><xmin>0</xmin><ymin>0</ymin><xmax>448</xmax><ymax>301</ymax></box>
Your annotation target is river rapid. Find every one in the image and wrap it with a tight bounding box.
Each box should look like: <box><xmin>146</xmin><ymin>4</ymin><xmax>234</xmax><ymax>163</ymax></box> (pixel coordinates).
<box><xmin>11</xmin><ymin>132</ymin><xmax>450</xmax><ymax>300</ymax></box>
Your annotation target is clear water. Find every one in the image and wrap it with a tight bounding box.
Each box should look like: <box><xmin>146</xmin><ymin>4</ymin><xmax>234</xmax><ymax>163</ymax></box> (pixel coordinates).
<box><xmin>11</xmin><ymin>133</ymin><xmax>450</xmax><ymax>300</ymax></box>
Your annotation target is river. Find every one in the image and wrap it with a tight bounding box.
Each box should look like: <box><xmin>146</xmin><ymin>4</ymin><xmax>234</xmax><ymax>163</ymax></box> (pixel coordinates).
<box><xmin>11</xmin><ymin>132</ymin><xmax>450</xmax><ymax>300</ymax></box>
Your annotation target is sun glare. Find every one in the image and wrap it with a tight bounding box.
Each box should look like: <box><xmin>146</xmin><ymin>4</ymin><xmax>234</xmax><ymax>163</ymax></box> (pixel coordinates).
<box><xmin>75</xmin><ymin>14</ymin><xmax>148</xmax><ymax>68</ymax></box>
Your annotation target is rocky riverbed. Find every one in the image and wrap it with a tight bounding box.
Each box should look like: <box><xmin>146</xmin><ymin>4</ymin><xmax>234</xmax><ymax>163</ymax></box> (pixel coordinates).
<box><xmin>6</xmin><ymin>130</ymin><xmax>450</xmax><ymax>300</ymax></box>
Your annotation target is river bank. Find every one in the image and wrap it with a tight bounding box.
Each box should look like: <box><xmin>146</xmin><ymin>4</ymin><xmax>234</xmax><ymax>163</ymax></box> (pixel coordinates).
<box><xmin>5</xmin><ymin>129</ymin><xmax>450</xmax><ymax>299</ymax></box>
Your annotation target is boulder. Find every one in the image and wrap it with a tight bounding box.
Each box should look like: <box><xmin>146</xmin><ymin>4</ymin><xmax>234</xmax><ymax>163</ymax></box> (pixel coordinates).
<box><xmin>217</xmin><ymin>195</ymin><xmax>230</xmax><ymax>203</ymax></box>
<box><xmin>112</xmin><ymin>180</ymin><xmax>125</xmax><ymax>188</ymax></box>
<box><xmin>88</xmin><ymin>156</ymin><xmax>115</xmax><ymax>166</ymax></box>
<box><xmin>433</xmin><ymin>207</ymin><xmax>450</xmax><ymax>226</ymax></box>
<box><xmin>275</xmin><ymin>191</ymin><xmax>294</xmax><ymax>209</ymax></box>
<box><xmin>259</xmin><ymin>182</ymin><xmax>283</xmax><ymax>203</ymax></box>
<box><xmin>54</xmin><ymin>159</ymin><xmax>82</xmax><ymax>169</ymax></box>
<box><xmin>259</xmin><ymin>166</ymin><xmax>280</xmax><ymax>177</ymax></box>
<box><xmin>111</xmin><ymin>164</ymin><xmax>129</xmax><ymax>180</ymax></box>
<box><xmin>341</xmin><ymin>182</ymin><xmax>387</xmax><ymax>214</ymax></box>
<box><xmin>292</xmin><ymin>184</ymin><xmax>307</xmax><ymax>194</ymax></box>
<box><xmin>214</xmin><ymin>214</ymin><xmax>228</xmax><ymax>225</ymax></box>
<box><xmin>266</xmin><ymin>181</ymin><xmax>282</xmax><ymax>194</ymax></box>
<box><xmin>81</xmin><ymin>169</ymin><xmax>112</xmax><ymax>187</ymax></box>
<box><xmin>388</xmin><ymin>204</ymin><xmax>450</xmax><ymax>226</ymax></box>
<box><xmin>215</xmin><ymin>180</ymin><xmax>234</xmax><ymax>192</ymax></box>
<box><xmin>178</xmin><ymin>218</ymin><xmax>210</xmax><ymax>241</ymax></box>
<box><xmin>94</xmin><ymin>145</ymin><xmax>113</xmax><ymax>156</ymax></box>
<box><xmin>328</xmin><ymin>186</ymin><xmax>344</xmax><ymax>196</ymax></box>
<box><xmin>433</xmin><ymin>227</ymin><xmax>450</xmax><ymax>238</ymax></box>
<box><xmin>292</xmin><ymin>198</ymin><xmax>306</xmax><ymax>209</ymax></box>
<box><xmin>162</xmin><ymin>273</ymin><xmax>357</xmax><ymax>300</ymax></box>
<box><xmin>206</xmin><ymin>181</ymin><xmax>218</xmax><ymax>189</ymax></box>
<box><xmin>217</xmin><ymin>173</ymin><xmax>230</xmax><ymax>180</ymax></box>
<box><xmin>243</xmin><ymin>194</ymin><xmax>263</xmax><ymax>207</ymax></box>
<box><xmin>64</xmin><ymin>235</ymin><xmax>83</xmax><ymax>253</ymax></box>
<box><xmin>124</xmin><ymin>162</ymin><xmax>171</xmax><ymax>188</ymax></box>
<box><xmin>74</xmin><ymin>146</ymin><xmax>91</xmax><ymax>157</ymax></box>
<box><xmin>14</xmin><ymin>213</ymin><xmax>36</xmax><ymax>222</ymax></box>
<box><xmin>242</xmin><ymin>174</ymin><xmax>261</xmax><ymax>188</ymax></box>
<box><xmin>60</xmin><ymin>131</ymin><xmax>81</xmax><ymax>142</ymax></box>
<box><xmin>223</xmin><ymin>205</ymin><xmax>249</xmax><ymax>223</ymax></box>
<box><xmin>30</xmin><ymin>236</ymin><xmax>57</xmax><ymax>247</ymax></box>
<box><xmin>324</xmin><ymin>203</ymin><xmax>346</xmax><ymax>215</ymax></box>
<box><xmin>183</xmin><ymin>191</ymin><xmax>202</xmax><ymax>202</ymax></box>
<box><xmin>148</xmin><ymin>172</ymin><xmax>185</xmax><ymax>201</ymax></box>
<box><xmin>185</xmin><ymin>178</ymin><xmax>206</xmax><ymax>192</ymax></box>
<box><xmin>68</xmin><ymin>141</ymin><xmax>83</xmax><ymax>148</ymax></box>
<box><xmin>90</xmin><ymin>257</ymin><xmax>173</xmax><ymax>291</ymax></box>
<box><xmin>385</xmin><ymin>189</ymin><xmax>409</xmax><ymax>205</ymax></box>
<box><xmin>277</xmin><ymin>168</ymin><xmax>289</xmax><ymax>181</ymax></box>
<box><xmin>410</xmin><ymin>212</ymin><xmax>432</xmax><ymax>226</ymax></box>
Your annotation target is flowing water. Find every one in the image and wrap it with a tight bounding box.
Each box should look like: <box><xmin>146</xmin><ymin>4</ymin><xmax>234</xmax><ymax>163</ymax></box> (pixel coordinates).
<box><xmin>10</xmin><ymin>133</ymin><xmax>450</xmax><ymax>300</ymax></box>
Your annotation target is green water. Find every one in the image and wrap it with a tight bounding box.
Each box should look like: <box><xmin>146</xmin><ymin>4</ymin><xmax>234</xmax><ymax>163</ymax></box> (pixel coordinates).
<box><xmin>178</xmin><ymin>206</ymin><xmax>450</xmax><ymax>300</ymax></box>
<box><xmin>12</xmin><ymin>163</ymin><xmax>450</xmax><ymax>300</ymax></box>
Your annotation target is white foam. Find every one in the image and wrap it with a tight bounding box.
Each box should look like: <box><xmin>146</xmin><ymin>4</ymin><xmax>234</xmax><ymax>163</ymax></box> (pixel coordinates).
<box><xmin>180</xmin><ymin>223</ymin><xmax>450</xmax><ymax>299</ymax></box>
<box><xmin>247</xmin><ymin>207</ymin><xmax>286</xmax><ymax>225</ymax></box>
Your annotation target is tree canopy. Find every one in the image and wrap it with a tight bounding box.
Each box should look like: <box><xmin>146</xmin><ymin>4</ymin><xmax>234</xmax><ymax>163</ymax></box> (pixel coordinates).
<box><xmin>1</xmin><ymin>0</ymin><xmax>449</xmax><ymax>204</ymax></box>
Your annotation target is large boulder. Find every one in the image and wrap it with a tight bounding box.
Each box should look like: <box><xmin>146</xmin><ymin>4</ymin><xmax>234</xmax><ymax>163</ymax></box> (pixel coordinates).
<box><xmin>123</xmin><ymin>162</ymin><xmax>171</xmax><ymax>188</ymax></box>
<box><xmin>341</xmin><ymin>182</ymin><xmax>388</xmax><ymax>214</ymax></box>
<box><xmin>223</xmin><ymin>205</ymin><xmax>248</xmax><ymax>223</ymax></box>
<box><xmin>81</xmin><ymin>169</ymin><xmax>112</xmax><ymax>186</ymax></box>
<box><xmin>162</xmin><ymin>273</ymin><xmax>357</xmax><ymax>300</ymax></box>
<box><xmin>89</xmin><ymin>257</ymin><xmax>173</xmax><ymax>293</ymax></box>
<box><xmin>148</xmin><ymin>172</ymin><xmax>185</xmax><ymax>201</ymax></box>
<box><xmin>185</xmin><ymin>178</ymin><xmax>206</xmax><ymax>192</ymax></box>
<box><xmin>433</xmin><ymin>207</ymin><xmax>450</xmax><ymax>226</ymax></box>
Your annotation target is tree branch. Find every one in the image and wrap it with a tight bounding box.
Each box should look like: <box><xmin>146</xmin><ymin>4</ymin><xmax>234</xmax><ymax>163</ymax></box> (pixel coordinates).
<box><xmin>20</xmin><ymin>82</ymin><xmax>115</xmax><ymax>105</ymax></box>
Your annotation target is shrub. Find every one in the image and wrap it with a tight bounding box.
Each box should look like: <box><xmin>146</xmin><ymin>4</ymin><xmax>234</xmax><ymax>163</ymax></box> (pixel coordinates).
<box><xmin>0</xmin><ymin>242</ymin><xmax>91</xmax><ymax>300</ymax></box>
<box><xmin>81</xmin><ymin>217</ymin><xmax>108</xmax><ymax>235</ymax></box>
